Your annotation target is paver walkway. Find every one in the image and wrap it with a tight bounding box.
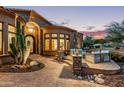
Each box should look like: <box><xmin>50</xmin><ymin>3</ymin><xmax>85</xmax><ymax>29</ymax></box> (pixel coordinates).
<box><xmin>0</xmin><ymin>54</ymin><xmax>104</xmax><ymax>87</ymax></box>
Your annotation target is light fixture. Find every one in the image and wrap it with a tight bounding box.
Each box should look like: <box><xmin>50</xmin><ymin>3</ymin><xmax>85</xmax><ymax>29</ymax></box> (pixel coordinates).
<box><xmin>28</xmin><ymin>28</ymin><xmax>33</xmax><ymax>33</ymax></box>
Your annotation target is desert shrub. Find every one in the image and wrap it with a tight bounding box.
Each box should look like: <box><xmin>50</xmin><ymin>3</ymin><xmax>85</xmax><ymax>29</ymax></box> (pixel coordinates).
<box><xmin>111</xmin><ymin>52</ymin><xmax>124</xmax><ymax>62</ymax></box>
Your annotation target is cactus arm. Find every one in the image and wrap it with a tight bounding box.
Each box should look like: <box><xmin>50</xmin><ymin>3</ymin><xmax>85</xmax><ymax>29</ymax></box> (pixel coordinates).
<box><xmin>9</xmin><ymin>43</ymin><xmax>19</xmax><ymax>64</ymax></box>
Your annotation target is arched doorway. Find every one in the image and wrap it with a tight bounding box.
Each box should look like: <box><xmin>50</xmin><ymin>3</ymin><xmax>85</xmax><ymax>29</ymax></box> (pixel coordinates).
<box><xmin>25</xmin><ymin>22</ymin><xmax>41</xmax><ymax>54</ymax></box>
<box><xmin>25</xmin><ymin>35</ymin><xmax>35</xmax><ymax>53</ymax></box>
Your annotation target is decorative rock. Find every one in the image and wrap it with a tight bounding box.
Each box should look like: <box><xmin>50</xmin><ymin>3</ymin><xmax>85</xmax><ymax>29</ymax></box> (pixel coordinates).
<box><xmin>89</xmin><ymin>80</ymin><xmax>95</xmax><ymax>83</ymax></box>
<box><xmin>90</xmin><ymin>75</ymin><xmax>95</xmax><ymax>80</ymax></box>
<box><xmin>84</xmin><ymin>75</ymin><xmax>88</xmax><ymax>79</ymax></box>
<box><xmin>81</xmin><ymin>76</ymin><xmax>85</xmax><ymax>80</ymax></box>
<box><xmin>95</xmin><ymin>77</ymin><xmax>105</xmax><ymax>84</ymax></box>
<box><xmin>94</xmin><ymin>74</ymin><xmax>97</xmax><ymax>78</ymax></box>
<box><xmin>87</xmin><ymin>75</ymin><xmax>91</xmax><ymax>80</ymax></box>
<box><xmin>77</xmin><ymin>76</ymin><xmax>83</xmax><ymax>80</ymax></box>
<box><xmin>30</xmin><ymin>61</ymin><xmax>41</xmax><ymax>67</ymax></box>
<box><xmin>98</xmin><ymin>74</ymin><xmax>104</xmax><ymax>78</ymax></box>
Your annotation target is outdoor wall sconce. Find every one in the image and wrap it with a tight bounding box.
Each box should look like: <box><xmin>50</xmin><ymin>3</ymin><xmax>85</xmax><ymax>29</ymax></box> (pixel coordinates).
<box><xmin>28</xmin><ymin>28</ymin><xmax>33</xmax><ymax>33</ymax></box>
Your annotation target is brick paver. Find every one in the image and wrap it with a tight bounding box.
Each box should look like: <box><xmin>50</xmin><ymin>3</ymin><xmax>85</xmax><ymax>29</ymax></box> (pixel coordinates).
<box><xmin>0</xmin><ymin>54</ymin><xmax>104</xmax><ymax>87</ymax></box>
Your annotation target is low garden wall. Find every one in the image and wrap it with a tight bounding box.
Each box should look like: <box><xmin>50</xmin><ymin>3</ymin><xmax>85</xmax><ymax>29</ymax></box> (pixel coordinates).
<box><xmin>81</xmin><ymin>66</ymin><xmax>120</xmax><ymax>75</ymax></box>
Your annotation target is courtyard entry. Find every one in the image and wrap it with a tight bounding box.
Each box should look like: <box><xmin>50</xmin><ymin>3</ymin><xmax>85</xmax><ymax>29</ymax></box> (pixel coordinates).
<box><xmin>25</xmin><ymin>35</ymin><xmax>35</xmax><ymax>53</ymax></box>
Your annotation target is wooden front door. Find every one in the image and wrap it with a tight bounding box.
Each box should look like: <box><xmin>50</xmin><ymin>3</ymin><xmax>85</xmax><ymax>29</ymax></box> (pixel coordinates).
<box><xmin>25</xmin><ymin>36</ymin><xmax>35</xmax><ymax>53</ymax></box>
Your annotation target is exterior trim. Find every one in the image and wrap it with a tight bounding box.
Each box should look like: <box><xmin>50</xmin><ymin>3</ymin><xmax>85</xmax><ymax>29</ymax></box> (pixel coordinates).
<box><xmin>0</xmin><ymin>7</ymin><xmax>15</xmax><ymax>18</ymax></box>
<box><xmin>43</xmin><ymin>25</ymin><xmax>77</xmax><ymax>32</ymax></box>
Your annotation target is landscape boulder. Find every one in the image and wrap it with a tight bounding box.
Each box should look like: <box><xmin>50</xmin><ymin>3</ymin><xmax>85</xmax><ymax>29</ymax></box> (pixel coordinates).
<box><xmin>97</xmin><ymin>74</ymin><xmax>104</xmax><ymax>78</ymax></box>
<box><xmin>77</xmin><ymin>76</ymin><xmax>83</xmax><ymax>80</ymax></box>
<box><xmin>30</xmin><ymin>61</ymin><xmax>41</xmax><ymax>67</ymax></box>
<box><xmin>95</xmin><ymin>77</ymin><xmax>105</xmax><ymax>84</ymax></box>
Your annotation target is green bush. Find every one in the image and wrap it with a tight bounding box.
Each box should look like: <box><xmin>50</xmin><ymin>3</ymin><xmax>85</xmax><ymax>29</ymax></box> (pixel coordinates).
<box><xmin>111</xmin><ymin>52</ymin><xmax>124</xmax><ymax>62</ymax></box>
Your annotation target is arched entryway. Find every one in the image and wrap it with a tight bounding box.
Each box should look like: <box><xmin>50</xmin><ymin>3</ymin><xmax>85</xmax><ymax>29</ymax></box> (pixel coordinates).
<box><xmin>24</xmin><ymin>22</ymin><xmax>42</xmax><ymax>54</ymax></box>
<box><xmin>25</xmin><ymin>35</ymin><xmax>35</xmax><ymax>53</ymax></box>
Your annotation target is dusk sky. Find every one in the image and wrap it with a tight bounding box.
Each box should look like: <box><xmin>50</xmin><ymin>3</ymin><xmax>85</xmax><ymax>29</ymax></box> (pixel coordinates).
<box><xmin>7</xmin><ymin>6</ymin><xmax>124</xmax><ymax>32</ymax></box>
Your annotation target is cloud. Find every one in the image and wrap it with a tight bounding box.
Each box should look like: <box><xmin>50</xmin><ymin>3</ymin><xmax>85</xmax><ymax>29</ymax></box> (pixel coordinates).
<box><xmin>103</xmin><ymin>25</ymin><xmax>109</xmax><ymax>27</ymax></box>
<box><xmin>49</xmin><ymin>19</ymin><xmax>70</xmax><ymax>26</ymax></box>
<box><xmin>82</xmin><ymin>26</ymin><xmax>96</xmax><ymax>30</ymax></box>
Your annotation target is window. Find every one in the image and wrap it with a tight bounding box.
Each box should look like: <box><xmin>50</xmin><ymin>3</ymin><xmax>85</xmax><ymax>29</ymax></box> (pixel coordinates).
<box><xmin>60</xmin><ymin>34</ymin><xmax>64</xmax><ymax>38</ymax></box>
<box><xmin>44</xmin><ymin>33</ymin><xmax>50</xmax><ymax>51</ymax></box>
<box><xmin>0</xmin><ymin>23</ymin><xmax>2</xmax><ymax>30</ymax></box>
<box><xmin>0</xmin><ymin>31</ymin><xmax>2</xmax><ymax>54</ymax></box>
<box><xmin>52</xmin><ymin>39</ymin><xmax>57</xmax><ymax>50</ymax></box>
<box><xmin>45</xmin><ymin>34</ymin><xmax>50</xmax><ymax>38</ymax></box>
<box><xmin>8</xmin><ymin>25</ymin><xmax>16</xmax><ymax>51</ymax></box>
<box><xmin>66</xmin><ymin>35</ymin><xmax>69</xmax><ymax>39</ymax></box>
<box><xmin>65</xmin><ymin>35</ymin><xmax>70</xmax><ymax>50</ymax></box>
<box><xmin>8</xmin><ymin>25</ymin><xmax>15</xmax><ymax>33</ymax></box>
<box><xmin>51</xmin><ymin>34</ymin><xmax>58</xmax><ymax>50</ymax></box>
<box><xmin>60</xmin><ymin>39</ymin><xmax>65</xmax><ymax>50</ymax></box>
<box><xmin>0</xmin><ymin>23</ymin><xmax>2</xmax><ymax>54</ymax></box>
<box><xmin>66</xmin><ymin>40</ymin><xmax>70</xmax><ymax>50</ymax></box>
<box><xmin>52</xmin><ymin>34</ymin><xmax>57</xmax><ymax>38</ymax></box>
<box><xmin>45</xmin><ymin>39</ymin><xmax>50</xmax><ymax>51</ymax></box>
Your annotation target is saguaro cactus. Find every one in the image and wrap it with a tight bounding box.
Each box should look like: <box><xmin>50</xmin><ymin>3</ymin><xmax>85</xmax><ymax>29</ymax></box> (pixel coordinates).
<box><xmin>10</xmin><ymin>37</ymin><xmax>18</xmax><ymax>64</ymax></box>
<box><xmin>10</xmin><ymin>21</ymin><xmax>30</xmax><ymax>65</ymax></box>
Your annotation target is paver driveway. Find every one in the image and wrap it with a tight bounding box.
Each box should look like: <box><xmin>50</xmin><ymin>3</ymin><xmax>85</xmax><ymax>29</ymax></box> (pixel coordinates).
<box><xmin>0</xmin><ymin>54</ymin><xmax>104</xmax><ymax>87</ymax></box>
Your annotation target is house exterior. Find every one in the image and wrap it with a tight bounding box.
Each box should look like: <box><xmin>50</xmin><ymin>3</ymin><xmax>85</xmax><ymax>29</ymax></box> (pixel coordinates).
<box><xmin>0</xmin><ymin>7</ymin><xmax>83</xmax><ymax>63</ymax></box>
<box><xmin>42</xmin><ymin>25</ymin><xmax>78</xmax><ymax>55</ymax></box>
<box><xmin>0</xmin><ymin>7</ymin><xmax>16</xmax><ymax>55</ymax></box>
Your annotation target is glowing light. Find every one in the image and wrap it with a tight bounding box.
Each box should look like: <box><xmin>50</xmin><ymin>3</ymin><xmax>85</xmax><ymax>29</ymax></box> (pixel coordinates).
<box><xmin>28</xmin><ymin>28</ymin><xmax>33</xmax><ymax>33</ymax></box>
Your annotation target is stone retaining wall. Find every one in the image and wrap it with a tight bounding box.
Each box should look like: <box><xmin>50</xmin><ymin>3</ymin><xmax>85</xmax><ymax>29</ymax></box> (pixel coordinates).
<box><xmin>81</xmin><ymin>67</ymin><xmax>120</xmax><ymax>75</ymax></box>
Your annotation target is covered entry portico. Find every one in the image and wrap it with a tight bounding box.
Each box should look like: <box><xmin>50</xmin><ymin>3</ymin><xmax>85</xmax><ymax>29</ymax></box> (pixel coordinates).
<box><xmin>24</xmin><ymin>22</ymin><xmax>42</xmax><ymax>54</ymax></box>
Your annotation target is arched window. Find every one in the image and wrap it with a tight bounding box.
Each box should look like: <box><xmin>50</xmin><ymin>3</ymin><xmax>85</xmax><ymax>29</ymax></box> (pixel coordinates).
<box><xmin>0</xmin><ymin>22</ymin><xmax>3</xmax><ymax>55</ymax></box>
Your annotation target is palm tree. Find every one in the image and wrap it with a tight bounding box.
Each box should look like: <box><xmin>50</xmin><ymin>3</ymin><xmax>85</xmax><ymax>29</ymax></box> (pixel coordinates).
<box><xmin>106</xmin><ymin>21</ymin><xmax>124</xmax><ymax>44</ymax></box>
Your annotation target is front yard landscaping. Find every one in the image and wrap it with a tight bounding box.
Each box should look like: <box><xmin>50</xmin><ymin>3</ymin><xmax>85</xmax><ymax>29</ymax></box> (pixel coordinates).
<box><xmin>0</xmin><ymin>49</ymin><xmax>124</xmax><ymax>87</ymax></box>
<box><xmin>0</xmin><ymin>59</ymin><xmax>45</xmax><ymax>73</ymax></box>
<box><xmin>0</xmin><ymin>54</ymin><xmax>103</xmax><ymax>87</ymax></box>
